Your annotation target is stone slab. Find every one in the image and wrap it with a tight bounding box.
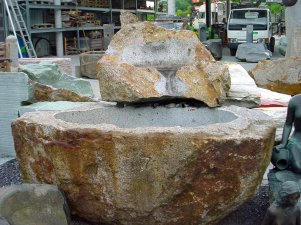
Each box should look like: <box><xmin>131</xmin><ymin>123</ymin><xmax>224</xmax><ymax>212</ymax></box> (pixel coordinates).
<box><xmin>236</xmin><ymin>43</ymin><xmax>272</xmax><ymax>63</ymax></box>
<box><xmin>0</xmin><ymin>72</ymin><xmax>29</xmax><ymax>157</ymax></box>
<box><xmin>224</xmin><ymin>63</ymin><xmax>261</xmax><ymax>108</ymax></box>
<box><xmin>19</xmin><ymin>58</ymin><xmax>73</xmax><ymax>75</ymax></box>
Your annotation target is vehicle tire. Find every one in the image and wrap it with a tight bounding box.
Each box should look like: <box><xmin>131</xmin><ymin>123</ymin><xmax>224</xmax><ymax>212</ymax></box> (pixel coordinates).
<box><xmin>230</xmin><ymin>48</ymin><xmax>236</xmax><ymax>56</ymax></box>
<box><xmin>268</xmin><ymin>37</ymin><xmax>275</xmax><ymax>53</ymax></box>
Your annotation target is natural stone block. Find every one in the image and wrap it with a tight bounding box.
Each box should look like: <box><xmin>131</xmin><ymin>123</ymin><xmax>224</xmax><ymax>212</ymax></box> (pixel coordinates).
<box><xmin>12</xmin><ymin>104</ymin><xmax>276</xmax><ymax>225</ymax></box>
<box><xmin>0</xmin><ymin>72</ymin><xmax>29</xmax><ymax>157</ymax></box>
<box><xmin>80</xmin><ymin>51</ymin><xmax>105</xmax><ymax>79</ymax></box>
<box><xmin>120</xmin><ymin>10</ymin><xmax>139</xmax><ymax>27</ymax></box>
<box><xmin>225</xmin><ymin>63</ymin><xmax>261</xmax><ymax>108</ymax></box>
<box><xmin>249</xmin><ymin>57</ymin><xmax>301</xmax><ymax>95</ymax></box>
<box><xmin>19</xmin><ymin>58</ymin><xmax>73</xmax><ymax>75</ymax></box>
<box><xmin>236</xmin><ymin>43</ymin><xmax>272</xmax><ymax>63</ymax></box>
<box><xmin>19</xmin><ymin>64</ymin><xmax>96</xmax><ymax>103</ymax></box>
<box><xmin>97</xmin><ymin>21</ymin><xmax>230</xmax><ymax>107</ymax></box>
<box><xmin>0</xmin><ymin>184</ymin><xmax>70</xmax><ymax>225</ymax></box>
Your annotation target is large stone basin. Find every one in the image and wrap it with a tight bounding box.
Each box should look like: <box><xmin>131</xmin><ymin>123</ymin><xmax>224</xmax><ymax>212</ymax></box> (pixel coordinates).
<box><xmin>12</xmin><ymin>104</ymin><xmax>275</xmax><ymax>225</ymax></box>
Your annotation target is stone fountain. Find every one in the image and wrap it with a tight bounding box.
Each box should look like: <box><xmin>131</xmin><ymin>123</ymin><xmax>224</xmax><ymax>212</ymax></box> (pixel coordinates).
<box><xmin>12</xmin><ymin>21</ymin><xmax>276</xmax><ymax>225</ymax></box>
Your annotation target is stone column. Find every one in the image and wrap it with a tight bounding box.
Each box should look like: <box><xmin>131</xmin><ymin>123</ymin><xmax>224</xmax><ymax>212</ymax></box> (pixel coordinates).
<box><xmin>285</xmin><ymin>0</ymin><xmax>301</xmax><ymax>57</ymax></box>
<box><xmin>5</xmin><ymin>35</ymin><xmax>19</xmax><ymax>72</ymax></box>
<box><xmin>54</xmin><ymin>0</ymin><xmax>63</xmax><ymax>57</ymax></box>
<box><xmin>168</xmin><ymin>0</ymin><xmax>176</xmax><ymax>16</ymax></box>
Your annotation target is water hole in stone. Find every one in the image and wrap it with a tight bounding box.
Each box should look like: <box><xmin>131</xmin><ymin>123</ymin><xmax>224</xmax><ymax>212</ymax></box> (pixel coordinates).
<box><xmin>55</xmin><ymin>107</ymin><xmax>237</xmax><ymax>128</ymax></box>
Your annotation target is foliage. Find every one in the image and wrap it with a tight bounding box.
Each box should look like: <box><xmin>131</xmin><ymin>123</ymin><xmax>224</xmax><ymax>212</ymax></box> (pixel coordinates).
<box><xmin>269</xmin><ymin>3</ymin><xmax>283</xmax><ymax>15</ymax></box>
<box><xmin>176</xmin><ymin>0</ymin><xmax>192</xmax><ymax>17</ymax></box>
<box><xmin>147</xmin><ymin>14</ymin><xmax>155</xmax><ymax>21</ymax></box>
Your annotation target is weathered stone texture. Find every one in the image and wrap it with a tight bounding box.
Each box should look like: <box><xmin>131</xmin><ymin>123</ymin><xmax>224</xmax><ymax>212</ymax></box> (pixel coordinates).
<box><xmin>19</xmin><ymin>58</ymin><xmax>73</xmax><ymax>75</ymax></box>
<box><xmin>0</xmin><ymin>184</ymin><xmax>70</xmax><ymax>225</ymax></box>
<box><xmin>12</xmin><ymin>104</ymin><xmax>275</xmax><ymax>225</ymax></box>
<box><xmin>29</xmin><ymin>81</ymin><xmax>95</xmax><ymax>102</ymax></box>
<box><xmin>120</xmin><ymin>10</ymin><xmax>139</xmax><ymax>27</ymax></box>
<box><xmin>19</xmin><ymin>64</ymin><xmax>96</xmax><ymax>103</ymax></box>
<box><xmin>97</xmin><ymin>22</ymin><xmax>230</xmax><ymax>107</ymax></box>
<box><xmin>249</xmin><ymin>57</ymin><xmax>301</xmax><ymax>95</ymax></box>
<box><xmin>236</xmin><ymin>43</ymin><xmax>271</xmax><ymax>63</ymax></box>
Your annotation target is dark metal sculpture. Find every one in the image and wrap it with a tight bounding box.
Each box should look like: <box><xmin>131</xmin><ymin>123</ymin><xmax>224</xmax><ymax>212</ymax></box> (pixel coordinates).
<box><xmin>272</xmin><ymin>94</ymin><xmax>301</xmax><ymax>174</ymax></box>
<box><xmin>262</xmin><ymin>181</ymin><xmax>300</xmax><ymax>225</ymax></box>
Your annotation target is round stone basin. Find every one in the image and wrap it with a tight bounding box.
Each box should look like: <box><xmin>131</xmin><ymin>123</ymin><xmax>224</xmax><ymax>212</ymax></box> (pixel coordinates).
<box><xmin>55</xmin><ymin>106</ymin><xmax>238</xmax><ymax>128</ymax></box>
<box><xmin>12</xmin><ymin>104</ymin><xmax>275</xmax><ymax>225</ymax></box>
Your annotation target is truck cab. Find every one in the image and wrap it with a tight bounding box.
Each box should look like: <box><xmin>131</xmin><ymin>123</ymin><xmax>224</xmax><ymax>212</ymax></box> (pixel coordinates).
<box><xmin>193</xmin><ymin>2</ymin><xmax>225</xmax><ymax>30</ymax></box>
<box><xmin>227</xmin><ymin>8</ymin><xmax>275</xmax><ymax>56</ymax></box>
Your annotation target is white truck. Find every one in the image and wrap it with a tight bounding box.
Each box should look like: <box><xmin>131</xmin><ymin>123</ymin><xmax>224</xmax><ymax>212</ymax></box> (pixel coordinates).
<box><xmin>227</xmin><ymin>8</ymin><xmax>275</xmax><ymax>56</ymax></box>
<box><xmin>193</xmin><ymin>2</ymin><xmax>226</xmax><ymax>30</ymax></box>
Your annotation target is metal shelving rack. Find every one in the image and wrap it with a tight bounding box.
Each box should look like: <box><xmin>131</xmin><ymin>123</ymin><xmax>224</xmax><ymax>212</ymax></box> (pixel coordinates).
<box><xmin>0</xmin><ymin>0</ymin><xmax>167</xmax><ymax>56</ymax></box>
<box><xmin>15</xmin><ymin>0</ymin><xmax>167</xmax><ymax>56</ymax></box>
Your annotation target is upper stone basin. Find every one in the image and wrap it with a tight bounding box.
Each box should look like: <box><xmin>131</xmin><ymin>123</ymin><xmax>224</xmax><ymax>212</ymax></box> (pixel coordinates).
<box><xmin>12</xmin><ymin>104</ymin><xmax>275</xmax><ymax>225</ymax></box>
<box><xmin>97</xmin><ymin>22</ymin><xmax>231</xmax><ymax>107</ymax></box>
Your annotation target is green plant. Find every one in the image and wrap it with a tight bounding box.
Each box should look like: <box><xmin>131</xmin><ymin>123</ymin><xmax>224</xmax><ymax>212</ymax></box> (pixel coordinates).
<box><xmin>176</xmin><ymin>0</ymin><xmax>192</xmax><ymax>17</ymax></box>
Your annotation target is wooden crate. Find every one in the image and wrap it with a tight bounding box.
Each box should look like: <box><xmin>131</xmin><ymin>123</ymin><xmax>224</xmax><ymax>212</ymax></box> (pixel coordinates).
<box><xmin>0</xmin><ymin>43</ymin><xmax>5</xmax><ymax>58</ymax></box>
<box><xmin>95</xmin><ymin>0</ymin><xmax>109</xmax><ymax>7</ymax></box>
<box><xmin>64</xmin><ymin>37</ymin><xmax>80</xmax><ymax>55</ymax></box>
<box><xmin>31</xmin><ymin>23</ymin><xmax>54</xmax><ymax>29</ymax></box>
<box><xmin>0</xmin><ymin>43</ymin><xmax>11</xmax><ymax>72</ymax></box>
<box><xmin>78</xmin><ymin>0</ymin><xmax>109</xmax><ymax>7</ymax></box>
<box><xmin>89</xmin><ymin>38</ymin><xmax>103</xmax><ymax>50</ymax></box>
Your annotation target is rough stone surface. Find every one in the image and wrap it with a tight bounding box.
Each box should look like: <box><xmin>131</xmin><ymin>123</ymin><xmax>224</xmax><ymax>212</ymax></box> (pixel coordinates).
<box><xmin>120</xmin><ymin>10</ymin><xmax>139</xmax><ymax>27</ymax></box>
<box><xmin>19</xmin><ymin>58</ymin><xmax>73</xmax><ymax>75</ymax></box>
<box><xmin>19</xmin><ymin>64</ymin><xmax>96</xmax><ymax>103</ymax></box>
<box><xmin>0</xmin><ymin>217</ymin><xmax>10</xmax><ymax>225</ymax></box>
<box><xmin>236</xmin><ymin>43</ymin><xmax>272</xmax><ymax>63</ymax></box>
<box><xmin>249</xmin><ymin>57</ymin><xmax>301</xmax><ymax>95</ymax></box>
<box><xmin>278</xmin><ymin>36</ymin><xmax>287</xmax><ymax>56</ymax></box>
<box><xmin>285</xmin><ymin>0</ymin><xmax>301</xmax><ymax>58</ymax></box>
<box><xmin>0</xmin><ymin>184</ymin><xmax>70</xmax><ymax>225</ymax></box>
<box><xmin>80</xmin><ymin>51</ymin><xmax>105</xmax><ymax>79</ymax></box>
<box><xmin>225</xmin><ymin>63</ymin><xmax>260</xmax><ymax>108</ymax></box>
<box><xmin>97</xmin><ymin>21</ymin><xmax>230</xmax><ymax>107</ymax></box>
<box><xmin>12</xmin><ymin>104</ymin><xmax>275</xmax><ymax>225</ymax></box>
<box><xmin>254</xmin><ymin>107</ymin><xmax>288</xmax><ymax>143</ymax></box>
<box><xmin>0</xmin><ymin>159</ymin><xmax>270</xmax><ymax>225</ymax></box>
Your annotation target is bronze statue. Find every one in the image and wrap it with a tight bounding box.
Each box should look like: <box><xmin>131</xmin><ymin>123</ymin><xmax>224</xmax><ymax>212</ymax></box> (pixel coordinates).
<box><xmin>272</xmin><ymin>94</ymin><xmax>301</xmax><ymax>173</ymax></box>
<box><xmin>262</xmin><ymin>181</ymin><xmax>300</xmax><ymax>225</ymax></box>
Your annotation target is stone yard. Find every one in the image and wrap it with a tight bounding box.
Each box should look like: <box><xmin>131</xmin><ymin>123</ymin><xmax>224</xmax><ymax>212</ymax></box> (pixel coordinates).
<box><xmin>0</xmin><ymin>14</ymin><xmax>299</xmax><ymax>225</ymax></box>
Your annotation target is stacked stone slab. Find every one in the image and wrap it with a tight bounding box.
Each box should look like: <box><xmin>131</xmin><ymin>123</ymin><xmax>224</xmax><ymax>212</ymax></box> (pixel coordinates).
<box><xmin>0</xmin><ymin>72</ymin><xmax>29</xmax><ymax>157</ymax></box>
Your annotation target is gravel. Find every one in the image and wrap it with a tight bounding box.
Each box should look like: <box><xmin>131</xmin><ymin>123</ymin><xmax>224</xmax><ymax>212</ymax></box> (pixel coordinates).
<box><xmin>0</xmin><ymin>159</ymin><xmax>269</xmax><ymax>225</ymax></box>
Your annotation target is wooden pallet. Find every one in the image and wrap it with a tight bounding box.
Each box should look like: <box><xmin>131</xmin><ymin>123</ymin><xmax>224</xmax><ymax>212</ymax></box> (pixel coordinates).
<box><xmin>94</xmin><ymin>0</ymin><xmax>109</xmax><ymax>7</ymax></box>
<box><xmin>0</xmin><ymin>43</ymin><xmax>11</xmax><ymax>72</ymax></box>
<box><xmin>30</xmin><ymin>0</ymin><xmax>54</xmax><ymax>4</ymax></box>
<box><xmin>0</xmin><ymin>43</ymin><xmax>5</xmax><ymax>58</ymax></box>
<box><xmin>31</xmin><ymin>23</ymin><xmax>54</xmax><ymax>29</ymax></box>
<box><xmin>78</xmin><ymin>0</ymin><xmax>109</xmax><ymax>7</ymax></box>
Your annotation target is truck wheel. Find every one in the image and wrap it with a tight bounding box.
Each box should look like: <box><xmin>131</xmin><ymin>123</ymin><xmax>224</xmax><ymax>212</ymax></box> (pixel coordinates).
<box><xmin>230</xmin><ymin>48</ymin><xmax>236</xmax><ymax>56</ymax></box>
<box><xmin>268</xmin><ymin>37</ymin><xmax>275</xmax><ymax>53</ymax></box>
